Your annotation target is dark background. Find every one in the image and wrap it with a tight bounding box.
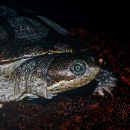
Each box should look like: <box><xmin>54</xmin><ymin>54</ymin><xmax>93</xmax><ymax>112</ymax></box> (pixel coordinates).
<box><xmin>0</xmin><ymin>0</ymin><xmax>130</xmax><ymax>40</ymax></box>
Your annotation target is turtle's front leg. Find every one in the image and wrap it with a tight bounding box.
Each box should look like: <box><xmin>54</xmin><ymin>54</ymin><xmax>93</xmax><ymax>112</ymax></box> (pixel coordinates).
<box><xmin>93</xmin><ymin>69</ymin><xmax>117</xmax><ymax>96</ymax></box>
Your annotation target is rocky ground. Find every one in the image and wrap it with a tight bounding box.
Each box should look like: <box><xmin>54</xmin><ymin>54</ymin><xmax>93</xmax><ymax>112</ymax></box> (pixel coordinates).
<box><xmin>0</xmin><ymin>28</ymin><xmax>130</xmax><ymax>130</ymax></box>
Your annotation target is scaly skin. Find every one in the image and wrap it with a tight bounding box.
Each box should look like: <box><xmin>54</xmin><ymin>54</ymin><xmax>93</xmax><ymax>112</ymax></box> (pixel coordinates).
<box><xmin>0</xmin><ymin>52</ymin><xmax>101</xmax><ymax>102</ymax></box>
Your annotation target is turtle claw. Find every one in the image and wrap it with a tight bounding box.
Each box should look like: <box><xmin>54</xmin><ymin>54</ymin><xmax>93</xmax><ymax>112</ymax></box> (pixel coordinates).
<box><xmin>93</xmin><ymin>82</ymin><xmax>115</xmax><ymax>97</ymax></box>
<box><xmin>93</xmin><ymin>69</ymin><xmax>117</xmax><ymax>97</ymax></box>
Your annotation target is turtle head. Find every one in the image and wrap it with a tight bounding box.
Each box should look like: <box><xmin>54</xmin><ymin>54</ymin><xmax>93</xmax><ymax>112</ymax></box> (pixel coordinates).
<box><xmin>47</xmin><ymin>52</ymin><xmax>101</xmax><ymax>94</ymax></box>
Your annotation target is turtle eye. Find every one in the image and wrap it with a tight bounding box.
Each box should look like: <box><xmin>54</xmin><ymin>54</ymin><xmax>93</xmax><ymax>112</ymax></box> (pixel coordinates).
<box><xmin>70</xmin><ymin>60</ymin><xmax>86</xmax><ymax>75</ymax></box>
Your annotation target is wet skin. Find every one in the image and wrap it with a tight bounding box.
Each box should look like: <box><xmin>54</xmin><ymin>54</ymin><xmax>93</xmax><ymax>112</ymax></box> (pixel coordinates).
<box><xmin>0</xmin><ymin>49</ymin><xmax>117</xmax><ymax>102</ymax></box>
<box><xmin>0</xmin><ymin>51</ymin><xmax>101</xmax><ymax>101</ymax></box>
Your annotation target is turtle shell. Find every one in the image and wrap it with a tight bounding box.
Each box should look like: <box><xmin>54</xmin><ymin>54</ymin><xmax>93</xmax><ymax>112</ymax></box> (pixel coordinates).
<box><xmin>0</xmin><ymin>5</ymin><xmax>69</xmax><ymax>42</ymax></box>
<box><xmin>0</xmin><ymin>5</ymin><xmax>89</xmax><ymax>63</ymax></box>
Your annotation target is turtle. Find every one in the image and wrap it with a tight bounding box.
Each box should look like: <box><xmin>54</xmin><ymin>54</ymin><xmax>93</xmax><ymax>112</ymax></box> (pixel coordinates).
<box><xmin>0</xmin><ymin>5</ymin><xmax>117</xmax><ymax>102</ymax></box>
